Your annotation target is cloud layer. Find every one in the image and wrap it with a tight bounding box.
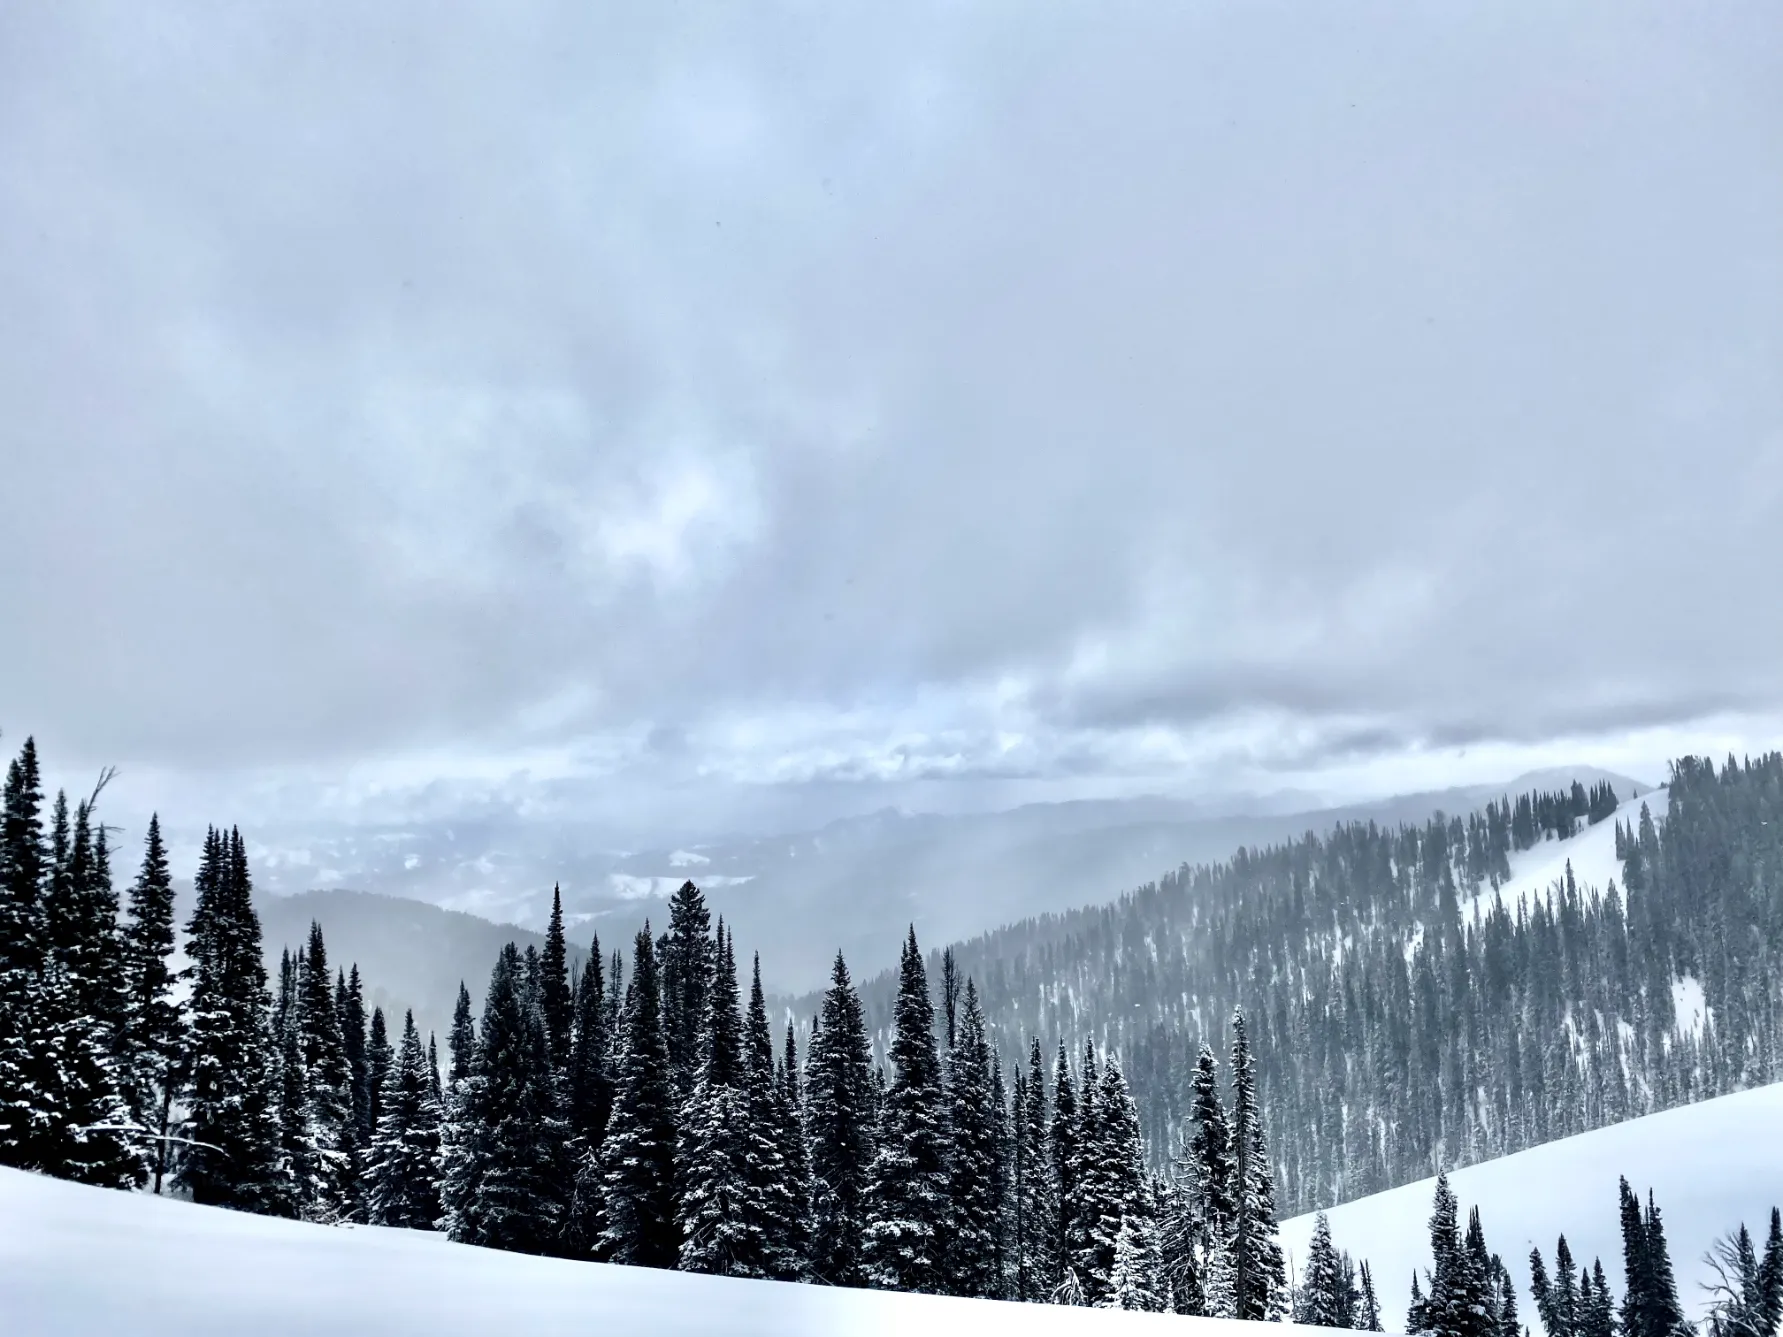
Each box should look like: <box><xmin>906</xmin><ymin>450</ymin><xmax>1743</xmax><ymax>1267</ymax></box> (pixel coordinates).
<box><xmin>3</xmin><ymin>1</ymin><xmax>1780</xmax><ymax>850</ymax></box>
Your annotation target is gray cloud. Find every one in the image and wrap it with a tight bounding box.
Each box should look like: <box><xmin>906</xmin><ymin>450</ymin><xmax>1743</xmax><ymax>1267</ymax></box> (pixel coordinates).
<box><xmin>3</xmin><ymin>1</ymin><xmax>1780</xmax><ymax>859</ymax></box>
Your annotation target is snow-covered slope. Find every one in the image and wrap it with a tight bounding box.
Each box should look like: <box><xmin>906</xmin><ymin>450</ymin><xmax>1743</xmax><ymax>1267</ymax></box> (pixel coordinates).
<box><xmin>0</xmin><ymin>1166</ymin><xmax>1335</xmax><ymax>1337</ymax></box>
<box><xmin>1462</xmin><ymin>789</ymin><xmax>1669</xmax><ymax>924</ymax></box>
<box><xmin>1282</xmin><ymin>1082</ymin><xmax>1783</xmax><ymax>1331</ymax></box>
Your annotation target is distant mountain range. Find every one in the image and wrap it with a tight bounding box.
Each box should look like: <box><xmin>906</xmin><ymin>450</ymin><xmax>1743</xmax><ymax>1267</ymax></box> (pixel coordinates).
<box><xmin>238</xmin><ymin>765</ymin><xmax>1652</xmax><ymax>1022</ymax></box>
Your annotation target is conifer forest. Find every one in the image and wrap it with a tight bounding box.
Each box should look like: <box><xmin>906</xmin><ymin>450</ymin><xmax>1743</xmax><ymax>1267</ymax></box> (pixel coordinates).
<box><xmin>4</xmin><ymin>732</ymin><xmax>1782</xmax><ymax>1331</ymax></box>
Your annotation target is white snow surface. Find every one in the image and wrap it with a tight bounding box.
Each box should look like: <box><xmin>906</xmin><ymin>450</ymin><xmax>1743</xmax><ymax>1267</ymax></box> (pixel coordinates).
<box><xmin>1282</xmin><ymin>1082</ymin><xmax>1783</xmax><ymax>1331</ymax></box>
<box><xmin>1462</xmin><ymin>789</ymin><xmax>1669</xmax><ymax>924</ymax></box>
<box><xmin>0</xmin><ymin>1166</ymin><xmax>1336</xmax><ymax>1337</ymax></box>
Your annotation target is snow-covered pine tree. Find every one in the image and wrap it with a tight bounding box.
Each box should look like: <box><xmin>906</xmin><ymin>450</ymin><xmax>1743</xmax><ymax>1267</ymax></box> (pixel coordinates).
<box><xmin>660</xmin><ymin>880</ymin><xmax>713</xmax><ymax>1106</ymax></box>
<box><xmin>366</xmin><ymin>1004</ymin><xmax>392</xmax><ymax>1143</ymax></box>
<box><xmin>1301</xmin><ymin>1212</ymin><xmax>1353</xmax><ymax>1327</ymax></box>
<box><xmin>1229</xmin><ymin>1009</ymin><xmax>1286</xmax><ymax>1321</ymax></box>
<box><xmin>52</xmin><ymin>796</ymin><xmax>126</xmax><ymax>1052</ymax></box>
<box><xmin>1358</xmin><ymin>1259</ymin><xmax>1384</xmax><ymax>1331</ymax></box>
<box><xmin>0</xmin><ymin>738</ymin><xmax>48</xmax><ymax>976</ymax></box>
<box><xmin>1012</xmin><ymin>1037</ymin><xmax>1059</xmax><ymax>1302</ymax></box>
<box><xmin>340</xmin><ymin>965</ymin><xmax>370</xmax><ymax>1144</ymax></box>
<box><xmin>1532</xmin><ymin>1235</ymin><xmax>1580</xmax><ymax>1337</ymax></box>
<box><xmin>1077</xmin><ymin>1053</ymin><xmax>1147</xmax><ymax>1304</ymax></box>
<box><xmin>744</xmin><ymin>951</ymin><xmax>806</xmax><ymax>1280</ymax></box>
<box><xmin>120</xmin><ymin>813</ymin><xmax>184</xmax><ymax>1193</ymax></box>
<box><xmin>564</xmin><ymin>931</ymin><xmax>613</xmax><ymax>1258</ymax></box>
<box><xmin>335</xmin><ymin>965</ymin><xmax>370</xmax><ymax>1222</ymax></box>
<box><xmin>676</xmin><ymin>921</ymin><xmax>759</xmax><ymax>1276</ymax></box>
<box><xmin>175</xmin><ymin>827</ymin><xmax>282</xmax><ymax>1211</ymax></box>
<box><xmin>1105</xmin><ymin>1205</ymin><xmax>1167</xmax><ymax>1312</ymax></box>
<box><xmin>567</xmin><ymin>930</ymin><xmax>612</xmax><ymax>1153</ymax></box>
<box><xmin>1619</xmin><ymin>1180</ymin><xmax>1691</xmax><ymax>1337</ymax></box>
<box><xmin>294</xmin><ymin>922</ymin><xmax>353</xmax><ymax>1220</ymax></box>
<box><xmin>861</xmin><ymin>926</ymin><xmax>951</xmax><ymax>1294</ymax></box>
<box><xmin>540</xmin><ymin>885</ymin><xmax>573</xmax><ymax>1074</ymax></box>
<box><xmin>272</xmin><ymin>994</ymin><xmax>315</xmax><ymax>1215</ymax></box>
<box><xmin>1578</xmin><ymin>1259</ymin><xmax>1615</xmax><ymax>1337</ymax></box>
<box><xmin>1051</xmin><ymin>1040</ymin><xmax>1081</xmax><ymax>1299</ymax></box>
<box><xmin>941</xmin><ymin>978</ymin><xmax>1001</xmax><ymax>1298</ymax></box>
<box><xmin>600</xmin><ymin>925</ymin><xmax>680</xmax><ymax>1268</ymax></box>
<box><xmin>368</xmin><ymin>1009</ymin><xmax>442</xmax><ymax>1229</ymax></box>
<box><xmin>805</xmin><ymin>950</ymin><xmax>876</xmax><ymax>1287</ymax></box>
<box><xmin>777</xmin><ymin>1021</ymin><xmax>816</xmax><ymax>1280</ymax></box>
<box><xmin>1065</xmin><ymin>1041</ymin><xmax>1103</xmax><ymax>1297</ymax></box>
<box><xmin>441</xmin><ymin>943</ymin><xmax>569</xmax><ymax>1254</ymax></box>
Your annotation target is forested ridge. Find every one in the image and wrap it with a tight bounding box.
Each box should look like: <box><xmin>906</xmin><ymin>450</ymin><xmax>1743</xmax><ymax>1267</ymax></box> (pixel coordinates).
<box><xmin>5</xmin><ymin>728</ymin><xmax>1783</xmax><ymax>1333</ymax></box>
<box><xmin>822</xmin><ymin>756</ymin><xmax>1783</xmax><ymax>1217</ymax></box>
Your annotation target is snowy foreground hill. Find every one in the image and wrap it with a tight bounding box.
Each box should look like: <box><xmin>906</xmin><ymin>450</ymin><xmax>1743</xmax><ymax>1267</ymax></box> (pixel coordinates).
<box><xmin>0</xmin><ymin>1166</ymin><xmax>1336</xmax><ymax>1337</ymax></box>
<box><xmin>1282</xmin><ymin>1081</ymin><xmax>1783</xmax><ymax>1329</ymax></box>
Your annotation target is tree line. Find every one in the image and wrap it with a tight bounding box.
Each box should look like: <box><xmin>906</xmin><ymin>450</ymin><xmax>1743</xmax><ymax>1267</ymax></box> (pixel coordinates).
<box><xmin>830</xmin><ymin>757</ymin><xmax>1783</xmax><ymax>1216</ymax></box>
<box><xmin>0</xmin><ymin>733</ymin><xmax>1337</xmax><ymax>1315</ymax></box>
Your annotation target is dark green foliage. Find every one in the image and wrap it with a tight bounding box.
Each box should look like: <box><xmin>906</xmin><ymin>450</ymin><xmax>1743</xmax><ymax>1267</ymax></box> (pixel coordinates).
<box><xmin>540</xmin><ymin>885</ymin><xmax>572</xmax><ymax>1073</ymax></box>
<box><xmin>175</xmin><ymin>827</ymin><xmax>282</xmax><ymax>1212</ymax></box>
<box><xmin>1012</xmin><ymin>1038</ymin><xmax>1059</xmax><ymax>1301</ymax></box>
<box><xmin>806</xmin><ymin>950</ymin><xmax>876</xmax><ymax>1287</ymax></box>
<box><xmin>120</xmin><ymin>814</ymin><xmax>184</xmax><ymax>1191</ymax></box>
<box><xmin>942</xmin><ymin>977</ymin><xmax>1000</xmax><ymax>1297</ymax></box>
<box><xmin>366</xmin><ymin>1005</ymin><xmax>393</xmax><ymax>1140</ymax></box>
<box><xmin>566</xmin><ymin>930</ymin><xmax>612</xmax><ymax>1150</ymax></box>
<box><xmin>862</xmin><ymin>927</ymin><xmax>950</xmax><ymax>1294</ymax></box>
<box><xmin>1300</xmin><ymin>1212</ymin><xmax>1353</xmax><ymax>1327</ymax></box>
<box><xmin>439</xmin><ymin>943</ymin><xmax>569</xmax><ymax>1254</ymax></box>
<box><xmin>368</xmin><ymin>1010</ymin><xmax>442</xmax><ymax>1230</ymax></box>
<box><xmin>600</xmin><ymin>926</ymin><xmax>679</xmax><ymax>1268</ymax></box>
<box><xmin>660</xmin><ymin>881</ymin><xmax>713</xmax><ymax>1105</ymax></box>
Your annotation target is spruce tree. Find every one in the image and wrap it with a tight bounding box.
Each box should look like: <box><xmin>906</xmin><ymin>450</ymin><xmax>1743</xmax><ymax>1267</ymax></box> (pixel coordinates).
<box><xmin>175</xmin><ymin>827</ymin><xmax>282</xmax><ymax>1211</ymax></box>
<box><xmin>567</xmin><ymin>930</ymin><xmax>612</xmax><ymax>1150</ymax></box>
<box><xmin>660</xmin><ymin>880</ymin><xmax>713</xmax><ymax>1104</ymax></box>
<box><xmin>120</xmin><ymin>813</ymin><xmax>183</xmax><ymax>1193</ymax></box>
<box><xmin>340</xmin><ymin>966</ymin><xmax>370</xmax><ymax>1141</ymax></box>
<box><xmin>1051</xmin><ymin>1040</ymin><xmax>1080</xmax><ymax>1298</ymax></box>
<box><xmin>0</xmin><ymin>738</ymin><xmax>48</xmax><ymax>975</ymax></box>
<box><xmin>862</xmin><ymin>927</ymin><xmax>951</xmax><ymax>1294</ymax></box>
<box><xmin>1229</xmin><ymin>1009</ymin><xmax>1286</xmax><ymax>1320</ymax></box>
<box><xmin>1302</xmin><ymin>1212</ymin><xmax>1354</xmax><ymax>1327</ymax></box>
<box><xmin>1013</xmin><ymin>1037</ymin><xmax>1060</xmax><ymax>1302</ymax></box>
<box><xmin>942</xmin><ymin>978</ymin><xmax>1001</xmax><ymax>1298</ymax></box>
<box><xmin>743</xmin><ymin>951</ymin><xmax>806</xmax><ymax>1280</ymax></box>
<box><xmin>540</xmin><ymin>885</ymin><xmax>573</xmax><ymax>1072</ymax></box>
<box><xmin>439</xmin><ymin>943</ymin><xmax>569</xmax><ymax>1254</ymax></box>
<box><xmin>676</xmin><ymin>922</ymin><xmax>759</xmax><ymax>1276</ymax></box>
<box><xmin>368</xmin><ymin>1010</ymin><xmax>442</xmax><ymax>1229</ymax></box>
<box><xmin>1359</xmin><ymin>1260</ymin><xmax>1384</xmax><ymax>1331</ymax></box>
<box><xmin>778</xmin><ymin>1021</ymin><xmax>816</xmax><ymax>1280</ymax></box>
<box><xmin>295</xmin><ymin>922</ymin><xmax>353</xmax><ymax>1219</ymax></box>
<box><xmin>1107</xmin><ymin>1207</ymin><xmax>1167</xmax><ymax>1312</ymax></box>
<box><xmin>600</xmin><ymin>926</ymin><xmax>680</xmax><ymax>1268</ymax></box>
<box><xmin>366</xmin><ymin>1005</ymin><xmax>393</xmax><ymax>1141</ymax></box>
<box><xmin>806</xmin><ymin>950</ymin><xmax>876</xmax><ymax>1287</ymax></box>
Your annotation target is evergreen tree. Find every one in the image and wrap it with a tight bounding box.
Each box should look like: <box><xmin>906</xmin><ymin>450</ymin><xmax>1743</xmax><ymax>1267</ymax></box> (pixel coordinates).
<box><xmin>1229</xmin><ymin>1008</ymin><xmax>1286</xmax><ymax>1320</ymax></box>
<box><xmin>566</xmin><ymin>930</ymin><xmax>612</xmax><ymax>1150</ymax></box>
<box><xmin>120</xmin><ymin>813</ymin><xmax>183</xmax><ymax>1193</ymax></box>
<box><xmin>540</xmin><ymin>885</ymin><xmax>573</xmax><ymax>1073</ymax></box>
<box><xmin>600</xmin><ymin>926</ymin><xmax>680</xmax><ymax>1268</ymax></box>
<box><xmin>1302</xmin><ymin>1212</ymin><xmax>1354</xmax><ymax>1327</ymax></box>
<box><xmin>1107</xmin><ymin>1208</ymin><xmax>1167</xmax><ymax>1312</ymax></box>
<box><xmin>778</xmin><ymin>1021</ymin><xmax>816</xmax><ymax>1280</ymax></box>
<box><xmin>1013</xmin><ymin>1037</ymin><xmax>1060</xmax><ymax>1302</ymax></box>
<box><xmin>175</xmin><ymin>827</ymin><xmax>282</xmax><ymax>1211</ymax></box>
<box><xmin>806</xmin><ymin>950</ymin><xmax>876</xmax><ymax>1288</ymax></box>
<box><xmin>862</xmin><ymin>926</ymin><xmax>951</xmax><ymax>1294</ymax></box>
<box><xmin>743</xmin><ymin>951</ymin><xmax>806</xmax><ymax>1280</ymax></box>
<box><xmin>660</xmin><ymin>881</ymin><xmax>713</xmax><ymax>1105</ymax></box>
<box><xmin>439</xmin><ymin>943</ymin><xmax>569</xmax><ymax>1254</ymax></box>
<box><xmin>676</xmin><ymin>922</ymin><xmax>760</xmax><ymax>1276</ymax></box>
<box><xmin>366</xmin><ymin>1005</ymin><xmax>393</xmax><ymax>1142</ymax></box>
<box><xmin>1048</xmin><ymin>1041</ymin><xmax>1076</xmax><ymax>1304</ymax></box>
<box><xmin>340</xmin><ymin>966</ymin><xmax>370</xmax><ymax>1141</ymax></box>
<box><xmin>942</xmin><ymin>977</ymin><xmax>1000</xmax><ymax>1298</ymax></box>
<box><xmin>447</xmin><ymin>982</ymin><xmax>475</xmax><ymax>1084</ymax></box>
<box><xmin>0</xmin><ymin>738</ymin><xmax>48</xmax><ymax>975</ymax></box>
<box><xmin>294</xmin><ymin>922</ymin><xmax>353</xmax><ymax>1219</ymax></box>
<box><xmin>368</xmin><ymin>1010</ymin><xmax>442</xmax><ymax>1229</ymax></box>
<box><xmin>1359</xmin><ymin>1260</ymin><xmax>1384</xmax><ymax>1331</ymax></box>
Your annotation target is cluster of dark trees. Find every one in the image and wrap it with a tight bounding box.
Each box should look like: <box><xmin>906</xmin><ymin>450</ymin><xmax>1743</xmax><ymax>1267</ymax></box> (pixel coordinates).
<box><xmin>0</xmin><ymin>735</ymin><xmax>444</xmax><ymax>1228</ymax></box>
<box><xmin>1399</xmin><ymin>1171</ymin><xmax>1781</xmax><ymax>1337</ymax></box>
<box><xmin>842</xmin><ymin>757</ymin><xmax>1783</xmax><ymax>1216</ymax></box>
<box><xmin>0</xmin><ymin>733</ymin><xmax>1335</xmax><ymax>1316</ymax></box>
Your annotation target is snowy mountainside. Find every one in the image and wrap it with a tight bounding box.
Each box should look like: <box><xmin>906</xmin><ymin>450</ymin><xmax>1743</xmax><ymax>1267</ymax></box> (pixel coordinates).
<box><xmin>1281</xmin><ymin>1081</ymin><xmax>1783</xmax><ymax>1329</ymax></box>
<box><xmin>1462</xmin><ymin>788</ymin><xmax>1670</xmax><ymax>924</ymax></box>
<box><xmin>0</xmin><ymin>1165</ymin><xmax>1338</xmax><ymax>1337</ymax></box>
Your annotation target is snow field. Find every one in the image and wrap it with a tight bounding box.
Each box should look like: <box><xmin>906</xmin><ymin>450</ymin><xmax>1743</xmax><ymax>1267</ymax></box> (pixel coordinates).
<box><xmin>0</xmin><ymin>1163</ymin><xmax>1341</xmax><ymax>1337</ymax></box>
<box><xmin>1281</xmin><ymin>1081</ymin><xmax>1783</xmax><ymax>1330</ymax></box>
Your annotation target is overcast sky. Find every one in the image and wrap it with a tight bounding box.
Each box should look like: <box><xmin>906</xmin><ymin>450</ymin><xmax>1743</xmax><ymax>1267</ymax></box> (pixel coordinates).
<box><xmin>3</xmin><ymin>1</ymin><xmax>1780</xmax><ymax>853</ymax></box>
